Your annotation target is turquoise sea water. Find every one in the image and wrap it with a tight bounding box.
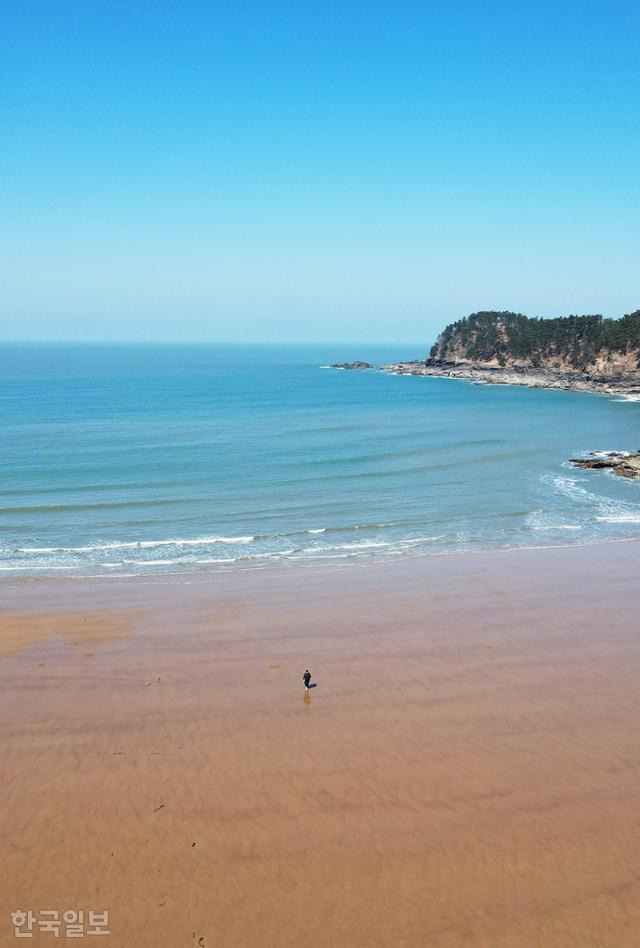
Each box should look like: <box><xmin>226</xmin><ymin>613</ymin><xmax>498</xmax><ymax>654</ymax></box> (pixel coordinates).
<box><xmin>1</xmin><ymin>343</ymin><xmax>640</xmax><ymax>577</ymax></box>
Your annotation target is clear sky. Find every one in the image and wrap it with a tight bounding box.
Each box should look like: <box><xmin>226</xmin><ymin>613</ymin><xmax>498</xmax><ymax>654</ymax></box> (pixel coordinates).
<box><xmin>1</xmin><ymin>0</ymin><xmax>638</xmax><ymax>345</ymax></box>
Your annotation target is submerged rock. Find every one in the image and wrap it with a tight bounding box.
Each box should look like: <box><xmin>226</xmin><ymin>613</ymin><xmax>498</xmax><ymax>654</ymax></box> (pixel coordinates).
<box><xmin>569</xmin><ymin>451</ymin><xmax>640</xmax><ymax>480</ymax></box>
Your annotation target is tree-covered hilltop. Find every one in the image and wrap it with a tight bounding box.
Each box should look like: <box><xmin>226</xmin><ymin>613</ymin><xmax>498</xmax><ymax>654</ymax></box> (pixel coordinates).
<box><xmin>429</xmin><ymin>310</ymin><xmax>640</xmax><ymax>369</ymax></box>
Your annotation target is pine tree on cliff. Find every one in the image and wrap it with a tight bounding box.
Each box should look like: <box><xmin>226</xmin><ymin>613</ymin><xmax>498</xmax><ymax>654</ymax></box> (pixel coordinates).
<box><xmin>429</xmin><ymin>310</ymin><xmax>640</xmax><ymax>369</ymax></box>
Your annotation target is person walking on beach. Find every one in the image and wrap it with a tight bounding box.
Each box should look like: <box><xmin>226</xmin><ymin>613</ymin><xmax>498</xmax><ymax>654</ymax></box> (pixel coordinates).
<box><xmin>303</xmin><ymin>669</ymin><xmax>311</xmax><ymax>690</ymax></box>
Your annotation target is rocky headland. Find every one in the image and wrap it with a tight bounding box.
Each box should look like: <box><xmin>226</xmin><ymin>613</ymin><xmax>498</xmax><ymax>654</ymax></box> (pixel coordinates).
<box><xmin>331</xmin><ymin>311</ymin><xmax>640</xmax><ymax>472</ymax></box>
<box><xmin>334</xmin><ymin>310</ymin><xmax>640</xmax><ymax>399</ymax></box>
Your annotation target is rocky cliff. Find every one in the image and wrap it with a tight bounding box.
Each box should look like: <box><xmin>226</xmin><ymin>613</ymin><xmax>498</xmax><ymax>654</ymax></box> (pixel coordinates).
<box><xmin>429</xmin><ymin>310</ymin><xmax>640</xmax><ymax>375</ymax></box>
<box><xmin>380</xmin><ymin>310</ymin><xmax>640</xmax><ymax>398</ymax></box>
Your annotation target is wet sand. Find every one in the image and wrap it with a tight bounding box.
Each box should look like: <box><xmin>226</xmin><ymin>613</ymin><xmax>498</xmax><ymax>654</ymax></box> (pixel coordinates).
<box><xmin>1</xmin><ymin>542</ymin><xmax>640</xmax><ymax>947</ymax></box>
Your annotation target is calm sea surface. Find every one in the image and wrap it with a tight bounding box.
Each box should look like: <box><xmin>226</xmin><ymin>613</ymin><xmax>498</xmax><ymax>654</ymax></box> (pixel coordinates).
<box><xmin>1</xmin><ymin>343</ymin><xmax>639</xmax><ymax>577</ymax></box>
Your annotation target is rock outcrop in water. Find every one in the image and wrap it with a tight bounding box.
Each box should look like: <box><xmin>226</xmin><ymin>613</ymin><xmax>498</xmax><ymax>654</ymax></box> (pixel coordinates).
<box><xmin>330</xmin><ymin>361</ymin><xmax>373</xmax><ymax>370</ymax></box>
<box><xmin>569</xmin><ymin>451</ymin><xmax>640</xmax><ymax>480</ymax></box>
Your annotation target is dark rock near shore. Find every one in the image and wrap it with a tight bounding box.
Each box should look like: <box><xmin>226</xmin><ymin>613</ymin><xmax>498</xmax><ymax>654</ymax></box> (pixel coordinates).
<box><xmin>569</xmin><ymin>451</ymin><xmax>640</xmax><ymax>480</ymax></box>
<box><xmin>330</xmin><ymin>361</ymin><xmax>373</xmax><ymax>370</ymax></box>
<box><xmin>376</xmin><ymin>358</ymin><xmax>640</xmax><ymax>398</ymax></box>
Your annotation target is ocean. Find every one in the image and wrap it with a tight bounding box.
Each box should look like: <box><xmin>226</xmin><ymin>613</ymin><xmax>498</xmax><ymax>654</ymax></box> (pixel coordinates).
<box><xmin>1</xmin><ymin>342</ymin><xmax>639</xmax><ymax>578</ymax></box>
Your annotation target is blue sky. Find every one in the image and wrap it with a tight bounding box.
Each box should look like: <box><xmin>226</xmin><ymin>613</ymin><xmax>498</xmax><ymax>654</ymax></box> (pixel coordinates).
<box><xmin>1</xmin><ymin>0</ymin><xmax>638</xmax><ymax>344</ymax></box>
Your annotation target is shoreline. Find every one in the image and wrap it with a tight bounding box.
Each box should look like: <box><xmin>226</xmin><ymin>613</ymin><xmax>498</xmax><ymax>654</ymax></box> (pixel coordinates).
<box><xmin>376</xmin><ymin>359</ymin><xmax>640</xmax><ymax>399</ymax></box>
<box><xmin>4</xmin><ymin>530</ymin><xmax>640</xmax><ymax>587</ymax></box>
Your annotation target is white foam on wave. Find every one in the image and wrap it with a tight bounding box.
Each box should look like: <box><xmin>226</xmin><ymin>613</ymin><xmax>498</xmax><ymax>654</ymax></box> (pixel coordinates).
<box><xmin>0</xmin><ymin>563</ymin><xmax>77</xmax><ymax>571</ymax></box>
<box><xmin>334</xmin><ymin>540</ymin><xmax>390</xmax><ymax>550</ymax></box>
<box><xmin>115</xmin><ymin>556</ymin><xmax>240</xmax><ymax>566</ymax></box>
<box><xmin>306</xmin><ymin>528</ymin><xmax>326</xmax><ymax>534</ymax></box>
<box><xmin>399</xmin><ymin>535</ymin><xmax>446</xmax><ymax>545</ymax></box>
<box><xmin>11</xmin><ymin>535</ymin><xmax>256</xmax><ymax>554</ymax></box>
<box><xmin>248</xmin><ymin>549</ymin><xmax>297</xmax><ymax>559</ymax></box>
<box><xmin>298</xmin><ymin>539</ymin><xmax>391</xmax><ymax>554</ymax></box>
<box><xmin>298</xmin><ymin>535</ymin><xmax>445</xmax><ymax>556</ymax></box>
<box><xmin>596</xmin><ymin>514</ymin><xmax>640</xmax><ymax>524</ymax></box>
<box><xmin>589</xmin><ymin>450</ymin><xmax>631</xmax><ymax>458</ymax></box>
<box><xmin>545</xmin><ymin>473</ymin><xmax>640</xmax><ymax>527</ymax></box>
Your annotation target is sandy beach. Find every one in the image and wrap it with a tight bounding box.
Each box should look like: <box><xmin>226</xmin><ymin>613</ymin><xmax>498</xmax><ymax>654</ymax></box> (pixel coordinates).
<box><xmin>2</xmin><ymin>541</ymin><xmax>640</xmax><ymax>946</ymax></box>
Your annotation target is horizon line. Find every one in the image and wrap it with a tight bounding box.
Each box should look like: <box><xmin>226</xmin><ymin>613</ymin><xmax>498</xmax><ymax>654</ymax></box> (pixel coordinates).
<box><xmin>0</xmin><ymin>338</ymin><xmax>430</xmax><ymax>347</ymax></box>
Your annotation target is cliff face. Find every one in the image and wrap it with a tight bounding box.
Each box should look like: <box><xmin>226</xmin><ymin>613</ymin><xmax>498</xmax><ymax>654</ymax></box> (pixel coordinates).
<box><xmin>372</xmin><ymin>309</ymin><xmax>640</xmax><ymax>398</ymax></box>
<box><xmin>428</xmin><ymin>310</ymin><xmax>640</xmax><ymax>376</ymax></box>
